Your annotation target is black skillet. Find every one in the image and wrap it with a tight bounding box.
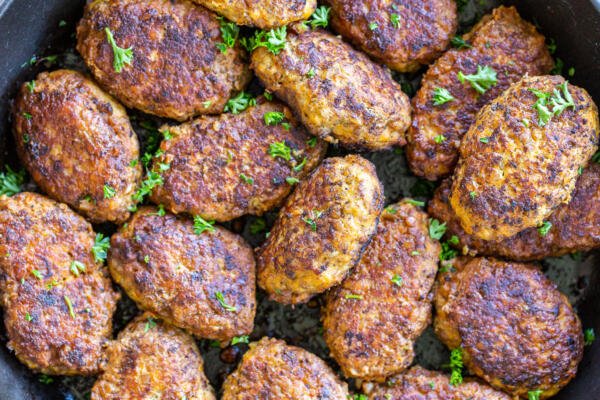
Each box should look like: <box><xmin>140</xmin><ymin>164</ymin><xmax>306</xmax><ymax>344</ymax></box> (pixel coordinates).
<box><xmin>0</xmin><ymin>0</ymin><xmax>599</xmax><ymax>399</ymax></box>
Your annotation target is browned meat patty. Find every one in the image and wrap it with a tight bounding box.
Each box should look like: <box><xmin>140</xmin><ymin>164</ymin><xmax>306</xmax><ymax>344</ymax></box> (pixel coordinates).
<box><xmin>191</xmin><ymin>0</ymin><xmax>316</xmax><ymax>29</ymax></box>
<box><xmin>150</xmin><ymin>99</ymin><xmax>327</xmax><ymax>222</ymax></box>
<box><xmin>257</xmin><ymin>155</ymin><xmax>384</xmax><ymax>304</ymax></box>
<box><xmin>221</xmin><ymin>337</ymin><xmax>349</xmax><ymax>399</ymax></box>
<box><xmin>0</xmin><ymin>192</ymin><xmax>119</xmax><ymax>375</ymax></box>
<box><xmin>77</xmin><ymin>0</ymin><xmax>251</xmax><ymax>121</ymax></box>
<box><xmin>406</xmin><ymin>6</ymin><xmax>554</xmax><ymax>180</ymax></box>
<box><xmin>434</xmin><ymin>257</ymin><xmax>584</xmax><ymax>398</ymax></box>
<box><xmin>362</xmin><ymin>365</ymin><xmax>512</xmax><ymax>400</ymax></box>
<box><xmin>429</xmin><ymin>162</ymin><xmax>600</xmax><ymax>261</ymax></box>
<box><xmin>91</xmin><ymin>314</ymin><xmax>215</xmax><ymax>399</ymax></box>
<box><xmin>449</xmin><ymin>75</ymin><xmax>599</xmax><ymax>241</ymax></box>
<box><xmin>108</xmin><ymin>207</ymin><xmax>256</xmax><ymax>342</ymax></box>
<box><xmin>251</xmin><ymin>26</ymin><xmax>411</xmax><ymax>151</ymax></box>
<box><xmin>322</xmin><ymin>201</ymin><xmax>440</xmax><ymax>381</ymax></box>
<box><xmin>12</xmin><ymin>69</ymin><xmax>141</xmax><ymax>224</ymax></box>
<box><xmin>326</xmin><ymin>0</ymin><xmax>458</xmax><ymax>72</ymax></box>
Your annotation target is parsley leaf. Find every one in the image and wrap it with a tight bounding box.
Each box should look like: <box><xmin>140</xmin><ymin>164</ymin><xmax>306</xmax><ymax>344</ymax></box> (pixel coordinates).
<box><xmin>224</xmin><ymin>91</ymin><xmax>256</xmax><ymax>114</ymax></box>
<box><xmin>0</xmin><ymin>166</ymin><xmax>25</xmax><ymax>197</ymax></box>
<box><xmin>264</xmin><ymin>111</ymin><xmax>286</xmax><ymax>126</ymax></box>
<box><xmin>302</xmin><ymin>210</ymin><xmax>323</xmax><ymax>231</ymax></box>
<box><xmin>231</xmin><ymin>335</ymin><xmax>249</xmax><ymax>345</ymax></box>
<box><xmin>286</xmin><ymin>177</ymin><xmax>300</xmax><ymax>185</ymax></box>
<box><xmin>432</xmin><ymin>87</ymin><xmax>455</xmax><ymax>106</ymax></box>
<box><xmin>242</xmin><ymin>26</ymin><xmax>287</xmax><ymax>55</ymax></box>
<box><xmin>249</xmin><ymin>218</ymin><xmax>266</xmax><ymax>234</ymax></box>
<box><xmin>451</xmin><ymin>36</ymin><xmax>471</xmax><ymax>49</ymax></box>
<box><xmin>92</xmin><ymin>233</ymin><xmax>110</xmax><ymax>263</ymax></box>
<box><xmin>144</xmin><ymin>316</ymin><xmax>157</xmax><ymax>332</ymax></box>
<box><xmin>64</xmin><ymin>295</ymin><xmax>76</xmax><ymax>318</ymax></box>
<box><xmin>457</xmin><ymin>65</ymin><xmax>498</xmax><ymax>95</ymax></box>
<box><xmin>268</xmin><ymin>141</ymin><xmax>291</xmax><ymax>160</ymax></box>
<box><xmin>390</xmin><ymin>13</ymin><xmax>400</xmax><ymax>28</ymax></box>
<box><xmin>105</xmin><ymin>27</ymin><xmax>133</xmax><ymax>73</ymax></box>
<box><xmin>309</xmin><ymin>6</ymin><xmax>331</xmax><ymax>28</ymax></box>
<box><xmin>345</xmin><ymin>293</ymin><xmax>363</xmax><ymax>300</ymax></box>
<box><xmin>528</xmin><ymin>390</ymin><xmax>542</xmax><ymax>400</ymax></box>
<box><xmin>216</xmin><ymin>291</ymin><xmax>237</xmax><ymax>312</ymax></box>
<box><xmin>538</xmin><ymin>221</ymin><xmax>552</xmax><ymax>237</ymax></box>
<box><xmin>70</xmin><ymin>260</ymin><xmax>86</xmax><ymax>277</ymax></box>
<box><xmin>391</xmin><ymin>274</ymin><xmax>403</xmax><ymax>286</ymax></box>
<box><xmin>103</xmin><ymin>184</ymin><xmax>116</xmax><ymax>199</ymax></box>
<box><xmin>429</xmin><ymin>219</ymin><xmax>447</xmax><ymax>240</ymax></box>
<box><xmin>216</xmin><ymin>17</ymin><xmax>239</xmax><ymax>53</ymax></box>
<box><xmin>239</xmin><ymin>173</ymin><xmax>254</xmax><ymax>185</ymax></box>
<box><xmin>584</xmin><ymin>328</ymin><xmax>596</xmax><ymax>346</ymax></box>
<box><xmin>449</xmin><ymin>347</ymin><xmax>463</xmax><ymax>386</ymax></box>
<box><xmin>403</xmin><ymin>198</ymin><xmax>425</xmax><ymax>207</ymax></box>
<box><xmin>193</xmin><ymin>215</ymin><xmax>215</xmax><ymax>235</ymax></box>
<box><xmin>434</xmin><ymin>135</ymin><xmax>446</xmax><ymax>144</ymax></box>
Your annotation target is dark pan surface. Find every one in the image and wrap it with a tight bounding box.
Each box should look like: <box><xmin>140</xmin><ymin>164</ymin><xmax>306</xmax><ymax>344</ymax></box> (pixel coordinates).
<box><xmin>0</xmin><ymin>0</ymin><xmax>599</xmax><ymax>399</ymax></box>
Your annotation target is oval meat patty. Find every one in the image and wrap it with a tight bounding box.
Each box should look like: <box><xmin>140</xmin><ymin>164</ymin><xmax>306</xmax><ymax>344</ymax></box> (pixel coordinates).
<box><xmin>406</xmin><ymin>6</ymin><xmax>554</xmax><ymax>180</ymax></box>
<box><xmin>251</xmin><ymin>26</ymin><xmax>411</xmax><ymax>151</ymax></box>
<box><xmin>0</xmin><ymin>192</ymin><xmax>119</xmax><ymax>375</ymax></box>
<box><xmin>322</xmin><ymin>201</ymin><xmax>440</xmax><ymax>381</ymax></box>
<box><xmin>429</xmin><ymin>162</ymin><xmax>600</xmax><ymax>261</ymax></box>
<box><xmin>108</xmin><ymin>207</ymin><xmax>256</xmax><ymax>342</ymax></box>
<box><xmin>91</xmin><ymin>314</ymin><xmax>215</xmax><ymax>400</ymax></box>
<box><xmin>362</xmin><ymin>366</ymin><xmax>512</xmax><ymax>400</ymax></box>
<box><xmin>257</xmin><ymin>155</ymin><xmax>384</xmax><ymax>304</ymax></box>
<box><xmin>449</xmin><ymin>75</ymin><xmax>599</xmax><ymax>241</ymax></box>
<box><xmin>221</xmin><ymin>337</ymin><xmax>349</xmax><ymax>399</ymax></box>
<box><xmin>191</xmin><ymin>0</ymin><xmax>316</xmax><ymax>29</ymax></box>
<box><xmin>77</xmin><ymin>0</ymin><xmax>251</xmax><ymax>121</ymax></box>
<box><xmin>434</xmin><ymin>257</ymin><xmax>584</xmax><ymax>398</ymax></box>
<box><xmin>327</xmin><ymin>0</ymin><xmax>458</xmax><ymax>72</ymax></box>
<box><xmin>150</xmin><ymin>99</ymin><xmax>327</xmax><ymax>222</ymax></box>
<box><xmin>12</xmin><ymin>69</ymin><xmax>141</xmax><ymax>224</ymax></box>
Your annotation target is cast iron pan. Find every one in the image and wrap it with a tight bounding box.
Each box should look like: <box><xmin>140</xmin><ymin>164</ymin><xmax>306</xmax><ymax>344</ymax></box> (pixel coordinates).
<box><xmin>0</xmin><ymin>0</ymin><xmax>599</xmax><ymax>399</ymax></box>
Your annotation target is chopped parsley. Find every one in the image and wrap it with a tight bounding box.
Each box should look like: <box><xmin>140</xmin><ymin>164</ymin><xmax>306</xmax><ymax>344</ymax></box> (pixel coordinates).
<box><xmin>216</xmin><ymin>17</ymin><xmax>239</xmax><ymax>53</ymax></box>
<box><xmin>403</xmin><ymin>198</ymin><xmax>425</xmax><ymax>207</ymax></box>
<box><xmin>306</xmin><ymin>67</ymin><xmax>316</xmax><ymax>78</ymax></box>
<box><xmin>25</xmin><ymin>312</ymin><xmax>33</xmax><ymax>322</ymax></box>
<box><xmin>144</xmin><ymin>317</ymin><xmax>157</xmax><ymax>332</ymax></box>
<box><xmin>286</xmin><ymin>177</ymin><xmax>300</xmax><ymax>185</ymax></box>
<box><xmin>103</xmin><ymin>184</ymin><xmax>116</xmax><ymax>199</ymax></box>
<box><xmin>22</xmin><ymin>112</ymin><xmax>32</xmax><ymax>120</ymax></box>
<box><xmin>193</xmin><ymin>215</ymin><xmax>215</xmax><ymax>235</ymax></box>
<box><xmin>302</xmin><ymin>210</ymin><xmax>323</xmax><ymax>231</ymax></box>
<box><xmin>390</xmin><ymin>13</ymin><xmax>400</xmax><ymax>28</ymax></box>
<box><xmin>39</xmin><ymin>375</ymin><xmax>54</xmax><ymax>384</ymax></box>
<box><xmin>480</xmin><ymin>137</ymin><xmax>489</xmax><ymax>144</ymax></box>
<box><xmin>216</xmin><ymin>291</ymin><xmax>237</xmax><ymax>312</ymax></box>
<box><xmin>345</xmin><ymin>293</ymin><xmax>363</xmax><ymax>300</ymax></box>
<box><xmin>584</xmin><ymin>328</ymin><xmax>596</xmax><ymax>346</ymax></box>
<box><xmin>434</xmin><ymin>135</ymin><xmax>446</xmax><ymax>144</ymax></box>
<box><xmin>92</xmin><ymin>233</ymin><xmax>110</xmax><ymax>263</ymax></box>
<box><xmin>64</xmin><ymin>295</ymin><xmax>76</xmax><ymax>318</ymax></box>
<box><xmin>528</xmin><ymin>390</ymin><xmax>542</xmax><ymax>400</ymax></box>
<box><xmin>308</xmin><ymin>6</ymin><xmax>331</xmax><ymax>28</ymax></box>
<box><xmin>268</xmin><ymin>141</ymin><xmax>291</xmax><ymax>160</ymax></box>
<box><xmin>70</xmin><ymin>260</ymin><xmax>86</xmax><ymax>277</ymax></box>
<box><xmin>224</xmin><ymin>91</ymin><xmax>256</xmax><ymax>114</ymax></box>
<box><xmin>263</xmin><ymin>91</ymin><xmax>273</xmax><ymax>101</ymax></box>
<box><xmin>529</xmin><ymin>81</ymin><xmax>575</xmax><ymax>126</ymax></box>
<box><xmin>451</xmin><ymin>36</ymin><xmax>471</xmax><ymax>49</ymax></box>
<box><xmin>385</xmin><ymin>205</ymin><xmax>397</xmax><ymax>214</ymax></box>
<box><xmin>307</xmin><ymin>136</ymin><xmax>318</xmax><ymax>147</ymax></box>
<box><xmin>239</xmin><ymin>173</ymin><xmax>254</xmax><ymax>185</ymax></box>
<box><xmin>391</xmin><ymin>274</ymin><xmax>403</xmax><ymax>286</ymax></box>
<box><xmin>429</xmin><ymin>218</ymin><xmax>447</xmax><ymax>240</ymax></box>
<box><xmin>249</xmin><ymin>218</ymin><xmax>266</xmax><ymax>234</ymax></box>
<box><xmin>31</xmin><ymin>269</ymin><xmax>43</xmax><ymax>280</ymax></box>
<box><xmin>264</xmin><ymin>111</ymin><xmax>286</xmax><ymax>126</ymax></box>
<box><xmin>369</xmin><ymin>22</ymin><xmax>379</xmax><ymax>30</ymax></box>
<box><xmin>538</xmin><ymin>221</ymin><xmax>552</xmax><ymax>237</ymax></box>
<box><xmin>440</xmin><ymin>241</ymin><xmax>458</xmax><ymax>262</ymax></box>
<box><xmin>293</xmin><ymin>157</ymin><xmax>307</xmax><ymax>172</ymax></box>
<box><xmin>241</xmin><ymin>26</ymin><xmax>287</xmax><ymax>55</ymax></box>
<box><xmin>231</xmin><ymin>335</ymin><xmax>249</xmax><ymax>345</ymax></box>
<box><xmin>0</xmin><ymin>166</ymin><xmax>25</xmax><ymax>197</ymax></box>
<box><xmin>432</xmin><ymin>87</ymin><xmax>455</xmax><ymax>106</ymax></box>
<box><xmin>449</xmin><ymin>347</ymin><xmax>463</xmax><ymax>386</ymax></box>
<box><xmin>457</xmin><ymin>65</ymin><xmax>498</xmax><ymax>95</ymax></box>
<box><xmin>26</xmin><ymin>80</ymin><xmax>36</xmax><ymax>93</ymax></box>
<box><xmin>105</xmin><ymin>27</ymin><xmax>133</xmax><ymax>73</ymax></box>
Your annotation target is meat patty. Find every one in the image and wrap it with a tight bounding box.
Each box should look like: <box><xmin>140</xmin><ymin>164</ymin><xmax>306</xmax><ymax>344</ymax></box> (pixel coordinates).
<box><xmin>406</xmin><ymin>6</ymin><xmax>554</xmax><ymax>180</ymax></box>
<box><xmin>326</xmin><ymin>0</ymin><xmax>458</xmax><ymax>72</ymax></box>
<box><xmin>362</xmin><ymin>365</ymin><xmax>512</xmax><ymax>400</ymax></box>
<box><xmin>77</xmin><ymin>0</ymin><xmax>251</xmax><ymax>121</ymax></box>
<box><xmin>191</xmin><ymin>0</ymin><xmax>316</xmax><ymax>29</ymax></box>
<box><xmin>322</xmin><ymin>201</ymin><xmax>440</xmax><ymax>381</ymax></box>
<box><xmin>221</xmin><ymin>337</ymin><xmax>349</xmax><ymax>399</ymax></box>
<box><xmin>450</xmin><ymin>75</ymin><xmax>599</xmax><ymax>241</ymax></box>
<box><xmin>91</xmin><ymin>314</ymin><xmax>215</xmax><ymax>399</ymax></box>
<box><xmin>108</xmin><ymin>207</ymin><xmax>256</xmax><ymax>342</ymax></box>
<box><xmin>12</xmin><ymin>69</ymin><xmax>141</xmax><ymax>224</ymax></box>
<box><xmin>150</xmin><ymin>99</ymin><xmax>327</xmax><ymax>222</ymax></box>
<box><xmin>434</xmin><ymin>257</ymin><xmax>584</xmax><ymax>398</ymax></box>
<box><xmin>257</xmin><ymin>155</ymin><xmax>384</xmax><ymax>304</ymax></box>
<box><xmin>251</xmin><ymin>26</ymin><xmax>411</xmax><ymax>151</ymax></box>
<box><xmin>0</xmin><ymin>192</ymin><xmax>119</xmax><ymax>375</ymax></box>
<box><xmin>429</xmin><ymin>162</ymin><xmax>600</xmax><ymax>261</ymax></box>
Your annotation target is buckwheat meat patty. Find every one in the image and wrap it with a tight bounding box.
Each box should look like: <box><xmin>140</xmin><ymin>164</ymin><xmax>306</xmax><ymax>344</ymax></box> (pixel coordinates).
<box><xmin>91</xmin><ymin>314</ymin><xmax>215</xmax><ymax>400</ymax></box>
<box><xmin>326</xmin><ymin>0</ymin><xmax>458</xmax><ymax>72</ymax></box>
<box><xmin>12</xmin><ymin>69</ymin><xmax>141</xmax><ymax>224</ymax></box>
<box><xmin>450</xmin><ymin>75</ymin><xmax>599</xmax><ymax>241</ymax></box>
<box><xmin>0</xmin><ymin>192</ymin><xmax>119</xmax><ymax>375</ymax></box>
<box><xmin>434</xmin><ymin>257</ymin><xmax>584</xmax><ymax>398</ymax></box>
<box><xmin>322</xmin><ymin>201</ymin><xmax>440</xmax><ymax>381</ymax></box>
<box><xmin>406</xmin><ymin>6</ymin><xmax>554</xmax><ymax>180</ymax></box>
<box><xmin>77</xmin><ymin>0</ymin><xmax>251</xmax><ymax>121</ymax></box>
<box><xmin>429</xmin><ymin>162</ymin><xmax>600</xmax><ymax>261</ymax></box>
<box><xmin>362</xmin><ymin>366</ymin><xmax>512</xmax><ymax>400</ymax></box>
<box><xmin>251</xmin><ymin>26</ymin><xmax>411</xmax><ymax>151</ymax></box>
<box><xmin>191</xmin><ymin>0</ymin><xmax>316</xmax><ymax>29</ymax></box>
<box><xmin>150</xmin><ymin>99</ymin><xmax>327</xmax><ymax>222</ymax></box>
<box><xmin>108</xmin><ymin>207</ymin><xmax>256</xmax><ymax>342</ymax></box>
<box><xmin>257</xmin><ymin>155</ymin><xmax>384</xmax><ymax>304</ymax></box>
<box><xmin>221</xmin><ymin>337</ymin><xmax>349</xmax><ymax>399</ymax></box>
